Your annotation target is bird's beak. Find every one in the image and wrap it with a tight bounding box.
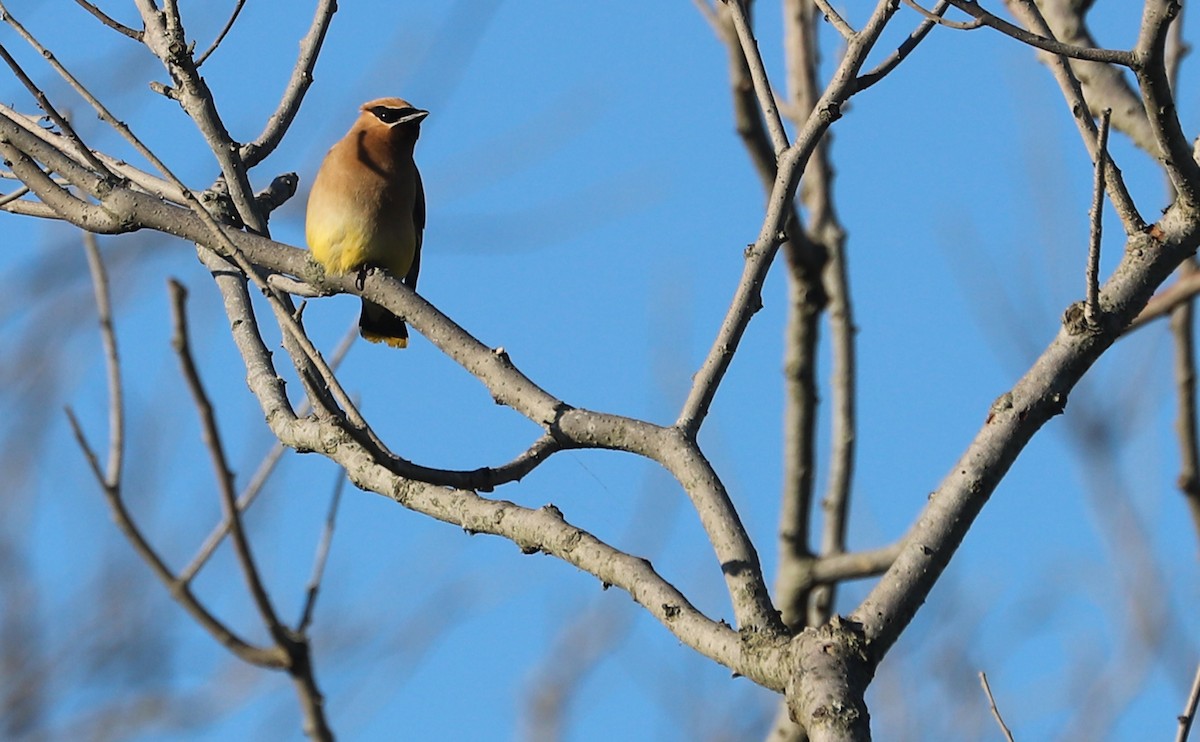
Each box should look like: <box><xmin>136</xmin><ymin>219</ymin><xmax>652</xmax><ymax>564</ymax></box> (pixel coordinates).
<box><xmin>399</xmin><ymin>109</ymin><xmax>429</xmax><ymax>125</ymax></box>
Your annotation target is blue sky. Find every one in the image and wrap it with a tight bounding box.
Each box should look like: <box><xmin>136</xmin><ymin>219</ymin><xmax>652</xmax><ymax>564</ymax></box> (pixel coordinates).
<box><xmin>0</xmin><ymin>2</ymin><xmax>1196</xmax><ymax>740</ymax></box>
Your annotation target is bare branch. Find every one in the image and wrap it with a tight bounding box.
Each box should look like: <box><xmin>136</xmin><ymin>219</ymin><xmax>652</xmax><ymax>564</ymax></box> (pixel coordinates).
<box><xmin>255</xmin><ymin>172</ymin><xmax>299</xmax><ymax>216</ymax></box>
<box><xmin>808</xmin><ymin>182</ymin><xmax>854</xmax><ymax>628</ymax></box>
<box><xmin>979</xmin><ymin>672</ymin><xmax>1016</xmax><ymax>742</ymax></box>
<box><xmin>1032</xmin><ymin>0</ymin><xmax>1158</xmax><ymax>155</ymax></box>
<box><xmin>813</xmin><ymin>0</ymin><xmax>855</xmax><ymax>38</ymax></box>
<box><xmin>1164</xmin><ymin>1</ymin><xmax>1189</xmax><ymax>88</ymax></box>
<box><xmin>809</xmin><ymin>542</ymin><xmax>901</xmax><ymax>585</ymax></box>
<box><xmin>0</xmin><ymin>42</ymin><xmax>380</xmax><ymax>447</ymax></box>
<box><xmin>1178</xmin><ymin>659</ymin><xmax>1200</xmax><ymax>742</ymax></box>
<box><xmin>723</xmin><ymin>0</ymin><xmax>790</xmax><ymax>153</ymax></box>
<box><xmin>774</xmin><ymin>0</ymin><xmax>828</xmax><ymax>637</ymax></box>
<box><xmin>857</xmin><ymin>1</ymin><xmax>950</xmax><ymax>91</ymax></box>
<box><xmin>169</xmin><ymin>274</ymin><xmax>334</xmax><ymax>741</ymax></box>
<box><xmin>81</xmin><ymin>233</ymin><xmax>123</xmax><ymax>486</ymax></box>
<box><xmin>195</xmin><ymin>0</ymin><xmax>246</xmax><ymax>66</ymax></box>
<box><xmin>1085</xmin><ymin>108</ymin><xmax>1111</xmax><ymax>329</ymax></box>
<box><xmin>204</xmin><ymin>260</ymin><xmax>796</xmax><ymax>681</ymax></box>
<box><xmin>0</xmin><ymin>137</ymin><xmax>127</xmax><ymax>233</ymax></box>
<box><xmin>1134</xmin><ymin>0</ymin><xmax>1200</xmax><ymax>207</ymax></box>
<box><xmin>72</xmin><ymin>0</ymin><xmax>142</xmax><ymax>40</ymax></box>
<box><xmin>241</xmin><ymin>0</ymin><xmax>337</xmax><ymax>168</ymax></box>
<box><xmin>0</xmin><ymin>195</ymin><xmax>58</xmax><ymax>218</ymax></box>
<box><xmin>298</xmin><ymin>473</ymin><xmax>344</xmax><ymax>632</ymax></box>
<box><xmin>902</xmin><ymin>0</ymin><xmax>980</xmax><ymax>30</ymax></box>
<box><xmin>179</xmin><ymin>324</ymin><xmax>356</xmax><ymax>585</ymax></box>
<box><xmin>1128</xmin><ymin>271</ymin><xmax>1200</xmax><ymax>332</ymax></box>
<box><xmin>133</xmin><ymin>2</ymin><xmax>264</xmax><ymax>231</ymax></box>
<box><xmin>205</xmin><ymin>227</ymin><xmax>782</xmax><ymax>637</ymax></box>
<box><xmin>946</xmin><ymin>0</ymin><xmax>1136</xmax><ymax>66</ymax></box>
<box><xmin>1168</xmin><ymin>262</ymin><xmax>1200</xmax><ymax>541</ymax></box>
<box><xmin>0</xmin><ymin>102</ymin><xmax>185</xmax><ymax>205</ymax></box>
<box><xmin>1002</xmin><ymin>0</ymin><xmax>1144</xmax><ymax>233</ymax></box>
<box><xmin>0</xmin><ymin>183</ymin><xmax>29</xmax><ymax>206</ymax></box>
<box><xmin>168</xmin><ymin>279</ymin><xmax>288</xmax><ymax>640</ymax></box>
<box><xmin>678</xmin><ymin>0</ymin><xmax>901</xmax><ymax>436</ymax></box>
<box><xmin>853</xmin><ymin>211</ymin><xmax>1199</xmax><ymax>660</ymax></box>
<box><xmin>66</xmin><ymin>324</ymin><xmax>282</xmax><ymax>669</ymax></box>
<box><xmin>0</xmin><ymin>42</ymin><xmax>114</xmax><ymax>179</ymax></box>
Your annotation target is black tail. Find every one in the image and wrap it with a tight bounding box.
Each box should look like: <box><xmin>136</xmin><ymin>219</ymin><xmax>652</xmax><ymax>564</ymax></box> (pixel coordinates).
<box><xmin>358</xmin><ymin>300</ymin><xmax>408</xmax><ymax>348</ymax></box>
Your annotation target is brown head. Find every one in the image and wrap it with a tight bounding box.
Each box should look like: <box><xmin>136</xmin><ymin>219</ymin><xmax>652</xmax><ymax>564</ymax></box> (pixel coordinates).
<box><xmin>355</xmin><ymin>97</ymin><xmax>428</xmax><ymax>146</ymax></box>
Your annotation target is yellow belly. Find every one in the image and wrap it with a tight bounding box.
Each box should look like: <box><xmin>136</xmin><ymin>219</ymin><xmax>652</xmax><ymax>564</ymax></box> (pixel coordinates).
<box><xmin>306</xmin><ymin>209</ymin><xmax>416</xmax><ymax>278</ymax></box>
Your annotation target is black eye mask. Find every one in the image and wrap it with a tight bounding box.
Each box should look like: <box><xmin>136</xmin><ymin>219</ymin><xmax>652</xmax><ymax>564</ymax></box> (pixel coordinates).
<box><xmin>371</xmin><ymin>106</ymin><xmax>421</xmax><ymax>124</ymax></box>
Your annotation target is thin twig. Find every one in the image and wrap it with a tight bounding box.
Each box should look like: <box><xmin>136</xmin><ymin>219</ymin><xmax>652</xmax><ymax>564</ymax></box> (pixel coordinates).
<box><xmin>946</xmin><ymin>0</ymin><xmax>1135</xmax><ymax>66</ymax></box>
<box><xmin>858</xmin><ymin>1</ymin><xmax>950</xmax><ymax>91</ymax></box>
<box><xmin>724</xmin><ymin>0</ymin><xmax>790</xmax><ymax>154</ymax></box>
<box><xmin>81</xmin><ymin>233</ymin><xmax>123</xmax><ymax>485</ymax></box>
<box><xmin>240</xmin><ymin>0</ymin><xmax>337</xmax><ymax>167</ymax></box>
<box><xmin>169</xmin><ymin>279</ymin><xmax>288</xmax><ymax>642</ymax></box>
<box><xmin>66</xmin><ymin>262</ymin><xmax>282</xmax><ymax>667</ymax></box>
<box><xmin>1085</xmin><ymin>109</ymin><xmax>1111</xmax><ymax>328</ymax></box>
<box><xmin>1164</xmin><ymin>1</ymin><xmax>1189</xmax><ymax>91</ymax></box>
<box><xmin>784</xmin><ymin>0</ymin><xmax>858</xmax><ymax>632</ymax></box>
<box><xmin>902</xmin><ymin>0</ymin><xmax>980</xmax><ymax>30</ymax></box>
<box><xmin>1028</xmin><ymin>0</ymin><xmax>1158</xmax><ymax>155</ymax></box>
<box><xmin>808</xmin><ymin>542</ymin><xmax>901</xmax><ymax>585</ymax></box>
<box><xmin>0</xmin><ymin>42</ymin><xmax>114</xmax><ymax>180</ymax></box>
<box><xmin>72</xmin><ymin>0</ymin><xmax>142</xmax><ymax>40</ymax></box>
<box><xmin>180</xmin><ymin>323</ymin><xmax>357</xmax><ymax>584</ymax></box>
<box><xmin>1178</xmin><ymin>660</ymin><xmax>1200</xmax><ymax>742</ymax></box>
<box><xmin>979</xmin><ymin>672</ymin><xmax>1016</xmax><ymax>742</ymax></box>
<box><xmin>678</xmin><ymin>0</ymin><xmax>900</xmax><ymax>435</ymax></box>
<box><xmin>298</xmin><ymin>472</ymin><xmax>345</xmax><ymax>632</ymax></box>
<box><xmin>1168</xmin><ymin>266</ymin><xmax>1200</xmax><ymax>582</ymax></box>
<box><xmin>1160</xmin><ymin>1</ymin><xmax>1200</xmax><ymax>549</ymax></box>
<box><xmin>813</xmin><ymin>0</ymin><xmax>855</xmax><ymax>38</ymax></box>
<box><xmin>1001</xmin><ymin>0</ymin><xmax>1144</xmax><ymax>233</ymax></box>
<box><xmin>195</xmin><ymin>0</ymin><xmax>246</xmax><ymax>66</ymax></box>
<box><xmin>64</xmin><ymin>407</ymin><xmax>107</xmax><ymax>487</ymax></box>
<box><xmin>0</xmin><ymin>184</ymin><xmax>30</xmax><ymax>207</ymax></box>
<box><xmin>131</xmin><ymin>3</ymin><xmax>264</xmax><ymax>233</ymax></box>
<box><xmin>169</xmin><ymin>275</ymin><xmax>331</xmax><ymax>738</ymax></box>
<box><xmin>1129</xmin><ymin>266</ymin><xmax>1200</xmax><ymax>331</ymax></box>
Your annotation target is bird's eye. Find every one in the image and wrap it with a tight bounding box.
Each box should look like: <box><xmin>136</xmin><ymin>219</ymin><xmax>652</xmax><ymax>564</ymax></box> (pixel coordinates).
<box><xmin>372</xmin><ymin>106</ymin><xmax>419</xmax><ymax>124</ymax></box>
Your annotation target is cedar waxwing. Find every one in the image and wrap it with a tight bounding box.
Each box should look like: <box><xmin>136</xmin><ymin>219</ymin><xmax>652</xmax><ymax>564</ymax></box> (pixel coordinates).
<box><xmin>306</xmin><ymin>97</ymin><xmax>428</xmax><ymax>348</ymax></box>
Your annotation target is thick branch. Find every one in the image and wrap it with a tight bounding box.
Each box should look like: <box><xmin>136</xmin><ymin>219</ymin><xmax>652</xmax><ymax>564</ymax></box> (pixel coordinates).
<box><xmin>195</xmin><ymin>265</ymin><xmax>795</xmax><ymax>684</ymax></box>
<box><xmin>853</xmin><ymin>206</ymin><xmax>1200</xmax><ymax>661</ymax></box>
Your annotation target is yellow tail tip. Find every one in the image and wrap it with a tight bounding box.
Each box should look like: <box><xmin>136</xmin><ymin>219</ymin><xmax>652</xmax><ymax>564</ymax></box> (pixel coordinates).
<box><xmin>361</xmin><ymin>331</ymin><xmax>408</xmax><ymax>349</ymax></box>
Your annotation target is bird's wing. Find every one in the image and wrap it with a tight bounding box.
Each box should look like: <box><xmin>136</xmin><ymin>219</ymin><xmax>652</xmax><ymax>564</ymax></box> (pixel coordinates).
<box><xmin>404</xmin><ymin>168</ymin><xmax>425</xmax><ymax>290</ymax></box>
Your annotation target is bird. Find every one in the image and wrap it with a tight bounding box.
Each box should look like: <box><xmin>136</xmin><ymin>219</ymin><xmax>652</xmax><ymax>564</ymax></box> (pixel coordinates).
<box><xmin>306</xmin><ymin>97</ymin><xmax>428</xmax><ymax>348</ymax></box>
